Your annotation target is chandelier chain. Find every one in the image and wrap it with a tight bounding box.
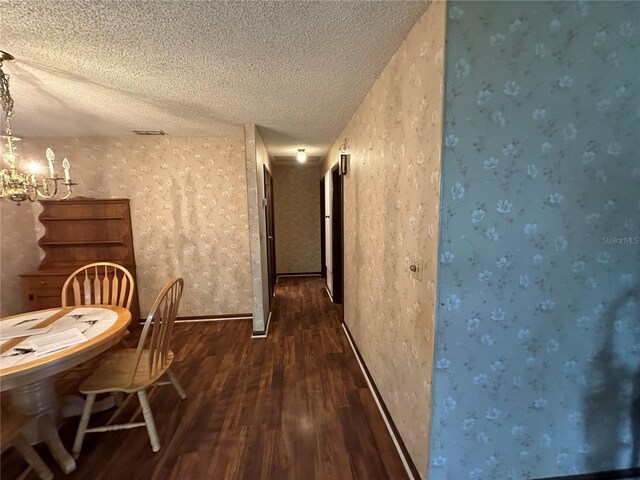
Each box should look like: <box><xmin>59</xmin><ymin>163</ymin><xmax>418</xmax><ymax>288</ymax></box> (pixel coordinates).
<box><xmin>0</xmin><ymin>59</ymin><xmax>15</xmax><ymax>135</ymax></box>
<box><xmin>0</xmin><ymin>61</ymin><xmax>15</xmax><ymax>117</ymax></box>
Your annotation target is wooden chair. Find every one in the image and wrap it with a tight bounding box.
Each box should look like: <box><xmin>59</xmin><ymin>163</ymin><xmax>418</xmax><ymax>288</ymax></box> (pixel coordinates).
<box><xmin>62</xmin><ymin>262</ymin><xmax>135</xmax><ymax>310</ymax></box>
<box><xmin>62</xmin><ymin>262</ymin><xmax>135</xmax><ymax>347</ymax></box>
<box><xmin>72</xmin><ymin>278</ymin><xmax>186</xmax><ymax>458</ymax></box>
<box><xmin>1</xmin><ymin>411</ymin><xmax>54</xmax><ymax>480</ymax></box>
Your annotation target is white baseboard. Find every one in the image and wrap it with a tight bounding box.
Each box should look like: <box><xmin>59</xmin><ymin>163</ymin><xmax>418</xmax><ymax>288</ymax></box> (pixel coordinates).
<box><xmin>174</xmin><ymin>316</ymin><xmax>251</xmax><ymax>323</ymax></box>
<box><xmin>251</xmin><ymin>310</ymin><xmax>272</xmax><ymax>339</ymax></box>
<box><xmin>325</xmin><ymin>286</ymin><xmax>334</xmax><ymax>302</ymax></box>
<box><xmin>141</xmin><ymin>315</ymin><xmax>252</xmax><ymax>325</ymax></box>
<box><xmin>277</xmin><ymin>273</ymin><xmax>322</xmax><ymax>278</ymax></box>
<box><xmin>341</xmin><ymin>323</ymin><xmax>417</xmax><ymax>480</ymax></box>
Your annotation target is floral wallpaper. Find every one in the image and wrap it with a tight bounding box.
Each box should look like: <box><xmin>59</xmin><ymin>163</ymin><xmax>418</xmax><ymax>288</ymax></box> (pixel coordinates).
<box><xmin>0</xmin><ymin>201</ymin><xmax>41</xmax><ymax>316</ymax></box>
<box><xmin>10</xmin><ymin>136</ymin><xmax>253</xmax><ymax>318</ymax></box>
<box><xmin>430</xmin><ymin>1</ymin><xmax>640</xmax><ymax>479</ymax></box>
<box><xmin>322</xmin><ymin>2</ymin><xmax>446</xmax><ymax>476</ymax></box>
<box><xmin>273</xmin><ymin>163</ymin><xmax>321</xmax><ymax>274</ymax></box>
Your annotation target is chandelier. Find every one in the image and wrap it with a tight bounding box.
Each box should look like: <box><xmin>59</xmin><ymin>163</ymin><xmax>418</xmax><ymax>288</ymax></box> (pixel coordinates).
<box><xmin>1</xmin><ymin>50</ymin><xmax>75</xmax><ymax>203</ymax></box>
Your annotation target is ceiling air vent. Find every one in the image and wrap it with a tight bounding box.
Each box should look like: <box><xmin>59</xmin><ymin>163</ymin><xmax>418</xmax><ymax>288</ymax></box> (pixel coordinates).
<box><xmin>132</xmin><ymin>130</ymin><xmax>167</xmax><ymax>135</ymax></box>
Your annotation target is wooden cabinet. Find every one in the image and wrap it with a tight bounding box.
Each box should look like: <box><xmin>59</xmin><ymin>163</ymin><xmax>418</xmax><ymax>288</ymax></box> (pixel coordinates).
<box><xmin>20</xmin><ymin>198</ymin><xmax>140</xmax><ymax>320</ymax></box>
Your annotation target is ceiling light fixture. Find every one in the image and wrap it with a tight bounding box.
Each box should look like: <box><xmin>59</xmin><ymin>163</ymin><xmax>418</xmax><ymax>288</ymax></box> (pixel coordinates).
<box><xmin>296</xmin><ymin>148</ymin><xmax>307</xmax><ymax>163</ymax></box>
<box><xmin>0</xmin><ymin>51</ymin><xmax>76</xmax><ymax>203</ymax></box>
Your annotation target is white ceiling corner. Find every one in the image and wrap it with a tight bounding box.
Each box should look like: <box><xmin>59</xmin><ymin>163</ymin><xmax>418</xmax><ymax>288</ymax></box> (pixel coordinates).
<box><xmin>1</xmin><ymin>0</ymin><xmax>428</xmax><ymax>159</ymax></box>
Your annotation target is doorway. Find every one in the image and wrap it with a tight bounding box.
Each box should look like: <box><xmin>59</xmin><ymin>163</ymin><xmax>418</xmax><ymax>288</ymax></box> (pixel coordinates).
<box><xmin>263</xmin><ymin>165</ymin><xmax>276</xmax><ymax>307</ymax></box>
<box><xmin>330</xmin><ymin>164</ymin><xmax>344</xmax><ymax>304</ymax></box>
<box><xmin>321</xmin><ymin>163</ymin><xmax>344</xmax><ymax>304</ymax></box>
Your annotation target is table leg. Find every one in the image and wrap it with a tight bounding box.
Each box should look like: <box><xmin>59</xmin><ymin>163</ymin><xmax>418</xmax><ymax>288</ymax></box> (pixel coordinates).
<box><xmin>8</xmin><ymin>378</ymin><xmax>77</xmax><ymax>474</ymax></box>
<box><xmin>42</xmin><ymin>415</ymin><xmax>76</xmax><ymax>474</ymax></box>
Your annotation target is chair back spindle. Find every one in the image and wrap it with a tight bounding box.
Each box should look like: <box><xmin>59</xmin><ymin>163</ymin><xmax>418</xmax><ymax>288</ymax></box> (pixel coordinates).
<box><xmin>62</xmin><ymin>262</ymin><xmax>134</xmax><ymax>310</ymax></box>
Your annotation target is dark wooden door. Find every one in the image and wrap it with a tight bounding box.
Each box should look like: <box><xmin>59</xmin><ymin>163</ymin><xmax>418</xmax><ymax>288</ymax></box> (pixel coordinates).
<box><xmin>330</xmin><ymin>165</ymin><xmax>344</xmax><ymax>304</ymax></box>
<box><xmin>263</xmin><ymin>165</ymin><xmax>277</xmax><ymax>307</ymax></box>
<box><xmin>320</xmin><ymin>179</ymin><xmax>326</xmax><ymax>278</ymax></box>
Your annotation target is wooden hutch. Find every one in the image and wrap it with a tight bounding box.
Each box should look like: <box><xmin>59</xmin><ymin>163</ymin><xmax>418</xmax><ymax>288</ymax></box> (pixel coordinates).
<box><xmin>20</xmin><ymin>198</ymin><xmax>141</xmax><ymax>320</ymax></box>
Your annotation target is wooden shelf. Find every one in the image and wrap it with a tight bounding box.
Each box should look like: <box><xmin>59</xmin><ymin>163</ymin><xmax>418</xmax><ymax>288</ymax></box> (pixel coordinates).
<box><xmin>40</xmin><ymin>216</ymin><xmax>124</xmax><ymax>221</ymax></box>
<box><xmin>23</xmin><ymin>198</ymin><xmax>140</xmax><ymax>320</ymax></box>
<box><xmin>39</xmin><ymin>240</ymin><xmax>125</xmax><ymax>246</ymax></box>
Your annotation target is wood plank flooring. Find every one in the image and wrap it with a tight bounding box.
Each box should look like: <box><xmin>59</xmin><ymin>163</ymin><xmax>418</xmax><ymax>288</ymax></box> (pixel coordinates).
<box><xmin>2</xmin><ymin>276</ymin><xmax>407</xmax><ymax>479</ymax></box>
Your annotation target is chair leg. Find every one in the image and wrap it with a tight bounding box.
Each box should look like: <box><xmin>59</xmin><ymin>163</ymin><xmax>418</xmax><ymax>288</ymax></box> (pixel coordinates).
<box><xmin>72</xmin><ymin>393</ymin><xmax>96</xmax><ymax>459</ymax></box>
<box><xmin>167</xmin><ymin>369</ymin><xmax>187</xmax><ymax>400</ymax></box>
<box><xmin>137</xmin><ymin>390</ymin><xmax>160</xmax><ymax>452</ymax></box>
<box><xmin>13</xmin><ymin>435</ymin><xmax>54</xmax><ymax>480</ymax></box>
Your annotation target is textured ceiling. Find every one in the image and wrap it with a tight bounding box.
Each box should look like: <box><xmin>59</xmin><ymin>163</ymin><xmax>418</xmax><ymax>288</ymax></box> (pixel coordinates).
<box><xmin>1</xmin><ymin>1</ymin><xmax>427</xmax><ymax>159</ymax></box>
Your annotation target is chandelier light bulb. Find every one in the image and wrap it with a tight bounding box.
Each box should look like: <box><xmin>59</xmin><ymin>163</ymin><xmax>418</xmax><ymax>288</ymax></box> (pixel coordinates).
<box><xmin>62</xmin><ymin>158</ymin><xmax>71</xmax><ymax>181</ymax></box>
<box><xmin>46</xmin><ymin>147</ymin><xmax>56</xmax><ymax>177</ymax></box>
<box><xmin>27</xmin><ymin>160</ymin><xmax>42</xmax><ymax>174</ymax></box>
<box><xmin>296</xmin><ymin>148</ymin><xmax>307</xmax><ymax>163</ymax></box>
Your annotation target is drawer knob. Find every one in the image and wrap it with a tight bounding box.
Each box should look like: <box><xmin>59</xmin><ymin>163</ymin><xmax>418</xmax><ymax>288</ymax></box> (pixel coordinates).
<box><xmin>39</xmin><ymin>280</ymin><xmax>47</xmax><ymax>286</ymax></box>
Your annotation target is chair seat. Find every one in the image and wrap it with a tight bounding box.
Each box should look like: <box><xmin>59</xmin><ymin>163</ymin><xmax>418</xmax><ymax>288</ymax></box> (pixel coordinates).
<box><xmin>79</xmin><ymin>349</ymin><xmax>174</xmax><ymax>394</ymax></box>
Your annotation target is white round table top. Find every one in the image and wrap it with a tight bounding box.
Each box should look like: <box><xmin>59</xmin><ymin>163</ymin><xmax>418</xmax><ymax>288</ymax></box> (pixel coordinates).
<box><xmin>0</xmin><ymin>305</ymin><xmax>131</xmax><ymax>391</ymax></box>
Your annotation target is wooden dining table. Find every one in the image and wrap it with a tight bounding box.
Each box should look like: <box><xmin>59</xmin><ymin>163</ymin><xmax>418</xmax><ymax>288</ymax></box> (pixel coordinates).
<box><xmin>0</xmin><ymin>305</ymin><xmax>131</xmax><ymax>474</ymax></box>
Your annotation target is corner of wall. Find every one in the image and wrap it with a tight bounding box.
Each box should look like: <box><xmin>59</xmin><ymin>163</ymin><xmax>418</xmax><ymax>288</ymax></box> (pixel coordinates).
<box><xmin>0</xmin><ymin>200</ymin><xmax>41</xmax><ymax>316</ymax></box>
<box><xmin>243</xmin><ymin>124</ymin><xmax>267</xmax><ymax>334</ymax></box>
<box><xmin>244</xmin><ymin>124</ymin><xmax>276</xmax><ymax>335</ymax></box>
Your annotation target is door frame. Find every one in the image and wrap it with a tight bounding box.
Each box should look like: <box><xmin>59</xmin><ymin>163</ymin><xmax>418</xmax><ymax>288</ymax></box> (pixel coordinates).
<box><xmin>320</xmin><ymin>179</ymin><xmax>326</xmax><ymax>278</ymax></box>
<box><xmin>263</xmin><ymin>164</ymin><xmax>276</xmax><ymax>307</ymax></box>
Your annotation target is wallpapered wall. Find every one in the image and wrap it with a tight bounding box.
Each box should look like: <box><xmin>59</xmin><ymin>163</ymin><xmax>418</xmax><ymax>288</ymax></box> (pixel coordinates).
<box><xmin>273</xmin><ymin>163</ymin><xmax>321</xmax><ymax>274</ymax></box>
<box><xmin>430</xmin><ymin>1</ymin><xmax>640</xmax><ymax>479</ymax></box>
<box><xmin>0</xmin><ymin>201</ymin><xmax>41</xmax><ymax>316</ymax></box>
<box><xmin>9</xmin><ymin>136</ymin><xmax>253</xmax><ymax>318</ymax></box>
<box><xmin>322</xmin><ymin>2</ymin><xmax>446</xmax><ymax>476</ymax></box>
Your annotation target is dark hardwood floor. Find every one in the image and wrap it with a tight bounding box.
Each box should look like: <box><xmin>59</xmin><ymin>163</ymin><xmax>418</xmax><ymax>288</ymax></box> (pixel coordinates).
<box><xmin>2</xmin><ymin>276</ymin><xmax>407</xmax><ymax>479</ymax></box>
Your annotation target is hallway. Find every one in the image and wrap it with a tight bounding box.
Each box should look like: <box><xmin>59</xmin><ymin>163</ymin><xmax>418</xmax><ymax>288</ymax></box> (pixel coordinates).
<box><xmin>2</xmin><ymin>276</ymin><xmax>407</xmax><ymax>480</ymax></box>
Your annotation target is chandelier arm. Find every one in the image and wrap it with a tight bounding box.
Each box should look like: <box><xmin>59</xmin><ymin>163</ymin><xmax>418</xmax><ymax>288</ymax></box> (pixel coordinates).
<box><xmin>60</xmin><ymin>183</ymin><xmax>73</xmax><ymax>200</ymax></box>
<box><xmin>35</xmin><ymin>176</ymin><xmax>59</xmax><ymax>200</ymax></box>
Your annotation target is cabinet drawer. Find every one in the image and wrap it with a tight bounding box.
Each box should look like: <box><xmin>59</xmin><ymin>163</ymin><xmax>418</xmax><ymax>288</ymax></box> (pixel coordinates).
<box><xmin>21</xmin><ymin>274</ymin><xmax>69</xmax><ymax>311</ymax></box>
<box><xmin>22</xmin><ymin>274</ymin><xmax>68</xmax><ymax>289</ymax></box>
<box><xmin>29</xmin><ymin>278</ymin><xmax>66</xmax><ymax>288</ymax></box>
